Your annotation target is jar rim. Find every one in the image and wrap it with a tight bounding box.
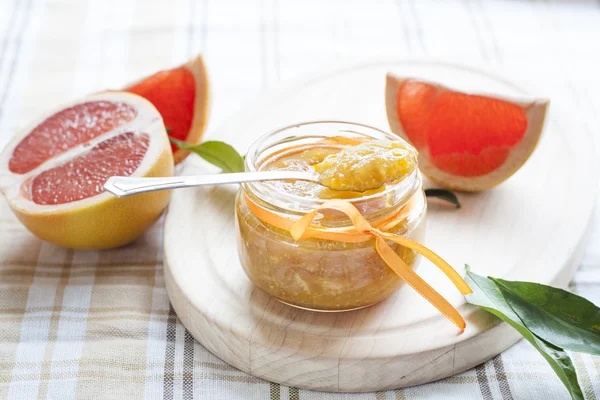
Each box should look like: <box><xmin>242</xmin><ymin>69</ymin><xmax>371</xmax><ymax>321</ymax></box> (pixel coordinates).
<box><xmin>243</xmin><ymin>120</ymin><xmax>421</xmax><ymax>216</ymax></box>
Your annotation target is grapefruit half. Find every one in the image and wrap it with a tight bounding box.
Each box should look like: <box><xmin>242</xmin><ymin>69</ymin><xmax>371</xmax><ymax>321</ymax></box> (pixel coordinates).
<box><xmin>125</xmin><ymin>54</ymin><xmax>210</xmax><ymax>164</ymax></box>
<box><xmin>0</xmin><ymin>92</ymin><xmax>174</xmax><ymax>249</ymax></box>
<box><xmin>385</xmin><ymin>74</ymin><xmax>549</xmax><ymax>191</ymax></box>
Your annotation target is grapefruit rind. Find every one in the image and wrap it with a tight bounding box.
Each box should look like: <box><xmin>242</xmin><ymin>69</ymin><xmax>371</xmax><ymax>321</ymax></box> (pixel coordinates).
<box><xmin>385</xmin><ymin>74</ymin><xmax>549</xmax><ymax>191</ymax></box>
<box><xmin>0</xmin><ymin>92</ymin><xmax>174</xmax><ymax>249</ymax></box>
<box><xmin>179</xmin><ymin>55</ymin><xmax>210</xmax><ymax>164</ymax></box>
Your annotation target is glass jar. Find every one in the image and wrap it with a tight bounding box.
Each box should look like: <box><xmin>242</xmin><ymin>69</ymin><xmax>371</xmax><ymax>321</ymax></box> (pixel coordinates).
<box><xmin>235</xmin><ymin>121</ymin><xmax>427</xmax><ymax>311</ymax></box>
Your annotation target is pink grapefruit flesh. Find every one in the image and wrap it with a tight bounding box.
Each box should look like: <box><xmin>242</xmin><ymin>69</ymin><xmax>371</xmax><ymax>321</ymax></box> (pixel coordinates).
<box><xmin>386</xmin><ymin>74</ymin><xmax>548</xmax><ymax>191</ymax></box>
<box><xmin>23</xmin><ymin>132</ymin><xmax>150</xmax><ymax>205</ymax></box>
<box><xmin>124</xmin><ymin>54</ymin><xmax>210</xmax><ymax>164</ymax></box>
<box><xmin>9</xmin><ymin>101</ymin><xmax>137</xmax><ymax>174</ymax></box>
<box><xmin>127</xmin><ymin>67</ymin><xmax>194</xmax><ymax>155</ymax></box>
<box><xmin>397</xmin><ymin>81</ymin><xmax>529</xmax><ymax>177</ymax></box>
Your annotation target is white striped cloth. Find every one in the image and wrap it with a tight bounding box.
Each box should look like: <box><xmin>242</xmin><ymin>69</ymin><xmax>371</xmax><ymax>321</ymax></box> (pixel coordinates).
<box><xmin>0</xmin><ymin>0</ymin><xmax>599</xmax><ymax>399</ymax></box>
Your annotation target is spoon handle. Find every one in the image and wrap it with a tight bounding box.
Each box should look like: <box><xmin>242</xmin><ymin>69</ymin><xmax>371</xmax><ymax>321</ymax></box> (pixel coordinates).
<box><xmin>103</xmin><ymin>171</ymin><xmax>316</xmax><ymax>198</ymax></box>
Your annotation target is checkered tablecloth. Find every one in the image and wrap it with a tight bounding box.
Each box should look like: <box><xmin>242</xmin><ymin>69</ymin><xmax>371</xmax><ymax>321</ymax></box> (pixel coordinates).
<box><xmin>0</xmin><ymin>0</ymin><xmax>599</xmax><ymax>399</ymax></box>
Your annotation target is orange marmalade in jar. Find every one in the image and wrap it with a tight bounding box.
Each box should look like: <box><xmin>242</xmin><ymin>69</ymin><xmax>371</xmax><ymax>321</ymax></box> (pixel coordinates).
<box><xmin>235</xmin><ymin>121</ymin><xmax>427</xmax><ymax>311</ymax></box>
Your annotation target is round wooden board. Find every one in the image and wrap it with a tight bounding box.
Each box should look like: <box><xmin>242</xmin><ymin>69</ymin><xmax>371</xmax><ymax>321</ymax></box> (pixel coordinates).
<box><xmin>163</xmin><ymin>60</ymin><xmax>596</xmax><ymax>392</ymax></box>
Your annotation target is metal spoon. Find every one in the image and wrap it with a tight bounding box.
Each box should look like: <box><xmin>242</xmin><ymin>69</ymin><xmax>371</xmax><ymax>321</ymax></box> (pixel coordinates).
<box><xmin>103</xmin><ymin>171</ymin><xmax>319</xmax><ymax>198</ymax></box>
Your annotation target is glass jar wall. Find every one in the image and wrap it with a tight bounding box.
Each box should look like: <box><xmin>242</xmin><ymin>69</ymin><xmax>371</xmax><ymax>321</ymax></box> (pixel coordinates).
<box><xmin>235</xmin><ymin>121</ymin><xmax>426</xmax><ymax>311</ymax></box>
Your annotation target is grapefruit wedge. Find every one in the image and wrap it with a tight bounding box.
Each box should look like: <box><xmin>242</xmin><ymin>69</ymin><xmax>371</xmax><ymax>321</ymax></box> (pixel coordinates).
<box><xmin>0</xmin><ymin>92</ymin><xmax>173</xmax><ymax>249</ymax></box>
<box><xmin>125</xmin><ymin>54</ymin><xmax>210</xmax><ymax>164</ymax></box>
<box><xmin>386</xmin><ymin>74</ymin><xmax>549</xmax><ymax>191</ymax></box>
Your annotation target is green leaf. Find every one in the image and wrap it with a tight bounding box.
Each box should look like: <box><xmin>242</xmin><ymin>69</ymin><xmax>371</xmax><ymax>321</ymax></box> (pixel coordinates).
<box><xmin>166</xmin><ymin>127</ymin><xmax>172</xmax><ymax>133</ymax></box>
<box><xmin>170</xmin><ymin>138</ymin><xmax>245</xmax><ymax>173</ymax></box>
<box><xmin>491</xmin><ymin>278</ymin><xmax>600</xmax><ymax>355</ymax></box>
<box><xmin>533</xmin><ymin>338</ymin><xmax>585</xmax><ymax>400</ymax></box>
<box><xmin>464</xmin><ymin>265</ymin><xmax>520</xmax><ymax>320</ymax></box>
<box><xmin>424</xmin><ymin>188</ymin><xmax>461</xmax><ymax>208</ymax></box>
<box><xmin>465</xmin><ymin>267</ymin><xmax>584</xmax><ymax>400</ymax></box>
